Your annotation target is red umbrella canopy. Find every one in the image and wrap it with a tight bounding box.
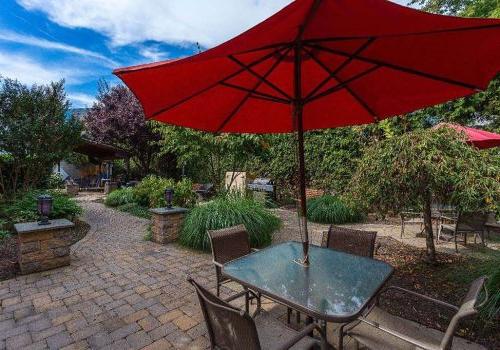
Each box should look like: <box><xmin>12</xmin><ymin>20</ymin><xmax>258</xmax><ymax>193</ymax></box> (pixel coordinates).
<box><xmin>114</xmin><ymin>0</ymin><xmax>500</xmax><ymax>134</ymax></box>
<box><xmin>435</xmin><ymin>123</ymin><xmax>500</xmax><ymax>149</ymax></box>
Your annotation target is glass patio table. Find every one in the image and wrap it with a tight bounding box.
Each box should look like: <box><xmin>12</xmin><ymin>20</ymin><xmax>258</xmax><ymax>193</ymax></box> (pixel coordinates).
<box><xmin>223</xmin><ymin>241</ymin><xmax>393</xmax><ymax>323</ymax></box>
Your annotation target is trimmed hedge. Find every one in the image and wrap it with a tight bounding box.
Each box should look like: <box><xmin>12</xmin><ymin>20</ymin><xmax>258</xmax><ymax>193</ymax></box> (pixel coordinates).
<box><xmin>179</xmin><ymin>196</ymin><xmax>281</xmax><ymax>251</ymax></box>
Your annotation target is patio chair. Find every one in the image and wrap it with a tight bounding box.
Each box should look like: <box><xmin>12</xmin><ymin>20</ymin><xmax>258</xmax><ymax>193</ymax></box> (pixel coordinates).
<box><xmin>400</xmin><ymin>210</ymin><xmax>424</xmax><ymax>238</ymax></box>
<box><xmin>188</xmin><ymin>277</ymin><xmax>328</xmax><ymax>350</ymax></box>
<box><xmin>438</xmin><ymin>212</ymin><xmax>488</xmax><ymax>252</ymax></box>
<box><xmin>288</xmin><ymin>226</ymin><xmax>377</xmax><ymax>326</ymax></box>
<box><xmin>325</xmin><ymin>225</ymin><xmax>377</xmax><ymax>258</ymax></box>
<box><xmin>339</xmin><ymin>276</ymin><xmax>488</xmax><ymax>350</ymax></box>
<box><xmin>207</xmin><ymin>224</ymin><xmax>260</xmax><ymax>314</ymax></box>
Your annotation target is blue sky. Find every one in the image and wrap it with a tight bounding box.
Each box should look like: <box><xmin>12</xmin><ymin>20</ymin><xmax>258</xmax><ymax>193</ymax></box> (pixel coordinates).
<box><xmin>0</xmin><ymin>0</ymin><xmax>409</xmax><ymax>108</ymax></box>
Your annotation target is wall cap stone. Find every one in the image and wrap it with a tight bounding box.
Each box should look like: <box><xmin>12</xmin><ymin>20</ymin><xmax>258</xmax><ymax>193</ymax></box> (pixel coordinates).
<box><xmin>150</xmin><ymin>207</ymin><xmax>188</xmax><ymax>215</ymax></box>
<box><xmin>14</xmin><ymin>219</ymin><xmax>75</xmax><ymax>234</ymax></box>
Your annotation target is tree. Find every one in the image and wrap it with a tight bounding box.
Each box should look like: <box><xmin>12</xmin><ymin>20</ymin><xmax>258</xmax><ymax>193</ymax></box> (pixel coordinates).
<box><xmin>155</xmin><ymin>125</ymin><xmax>263</xmax><ymax>192</ymax></box>
<box><xmin>348</xmin><ymin>127</ymin><xmax>500</xmax><ymax>263</ymax></box>
<box><xmin>0</xmin><ymin>78</ymin><xmax>82</xmax><ymax>197</ymax></box>
<box><xmin>84</xmin><ymin>83</ymin><xmax>161</xmax><ymax>177</ymax></box>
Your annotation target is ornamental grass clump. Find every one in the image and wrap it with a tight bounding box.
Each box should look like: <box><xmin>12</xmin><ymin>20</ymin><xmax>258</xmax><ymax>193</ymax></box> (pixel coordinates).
<box><xmin>104</xmin><ymin>187</ymin><xmax>135</xmax><ymax>207</ymax></box>
<box><xmin>307</xmin><ymin>195</ymin><xmax>362</xmax><ymax>224</ymax></box>
<box><xmin>179</xmin><ymin>195</ymin><xmax>281</xmax><ymax>251</ymax></box>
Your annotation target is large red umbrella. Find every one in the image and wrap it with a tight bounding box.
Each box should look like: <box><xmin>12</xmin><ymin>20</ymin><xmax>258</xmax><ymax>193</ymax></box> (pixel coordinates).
<box><xmin>114</xmin><ymin>0</ymin><xmax>500</xmax><ymax>265</ymax></box>
<box><xmin>435</xmin><ymin>123</ymin><xmax>500</xmax><ymax>149</ymax></box>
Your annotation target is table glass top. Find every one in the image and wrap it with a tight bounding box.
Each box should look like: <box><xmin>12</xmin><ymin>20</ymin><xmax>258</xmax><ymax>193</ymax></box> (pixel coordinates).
<box><xmin>223</xmin><ymin>241</ymin><xmax>393</xmax><ymax>320</ymax></box>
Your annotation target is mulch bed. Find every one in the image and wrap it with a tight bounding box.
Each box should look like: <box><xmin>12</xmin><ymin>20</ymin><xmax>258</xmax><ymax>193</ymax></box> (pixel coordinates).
<box><xmin>0</xmin><ymin>219</ymin><xmax>90</xmax><ymax>281</ymax></box>
<box><xmin>375</xmin><ymin>236</ymin><xmax>498</xmax><ymax>349</ymax></box>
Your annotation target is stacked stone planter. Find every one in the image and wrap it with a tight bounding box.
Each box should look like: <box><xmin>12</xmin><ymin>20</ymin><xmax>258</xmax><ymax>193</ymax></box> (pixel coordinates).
<box><xmin>14</xmin><ymin>219</ymin><xmax>74</xmax><ymax>274</ymax></box>
<box><xmin>150</xmin><ymin>207</ymin><xmax>188</xmax><ymax>244</ymax></box>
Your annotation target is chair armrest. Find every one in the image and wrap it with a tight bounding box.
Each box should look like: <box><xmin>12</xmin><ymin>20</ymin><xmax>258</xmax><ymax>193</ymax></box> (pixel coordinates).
<box><xmin>251</xmin><ymin>248</ymin><xmax>260</xmax><ymax>252</ymax></box>
<box><xmin>378</xmin><ymin>286</ymin><xmax>459</xmax><ymax>311</ymax></box>
<box><xmin>439</xmin><ymin>215</ymin><xmax>457</xmax><ymax>223</ymax></box>
<box><xmin>354</xmin><ymin>317</ymin><xmax>439</xmax><ymax>350</ymax></box>
<box><xmin>212</xmin><ymin>260</ymin><xmax>224</xmax><ymax>268</ymax></box>
<box><xmin>276</xmin><ymin>323</ymin><xmax>326</xmax><ymax>350</ymax></box>
<box><xmin>400</xmin><ymin>211</ymin><xmax>423</xmax><ymax>218</ymax></box>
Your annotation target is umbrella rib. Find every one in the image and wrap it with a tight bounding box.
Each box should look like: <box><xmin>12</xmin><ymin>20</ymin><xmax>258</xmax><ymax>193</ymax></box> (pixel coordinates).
<box><xmin>305</xmin><ymin>42</ymin><xmax>483</xmax><ymax>91</ymax></box>
<box><xmin>304</xmin><ymin>46</ymin><xmax>379</xmax><ymax>121</ymax></box>
<box><xmin>216</xmin><ymin>48</ymin><xmax>292</xmax><ymax>132</ymax></box>
<box><xmin>148</xmin><ymin>46</ymin><xmax>286</xmax><ymax>120</ymax></box>
<box><xmin>219</xmin><ymin>82</ymin><xmax>290</xmax><ymax>104</ymax></box>
<box><xmin>303</xmin><ymin>23</ymin><xmax>500</xmax><ymax>43</ymax></box>
<box><xmin>228</xmin><ymin>55</ymin><xmax>293</xmax><ymax>100</ymax></box>
<box><xmin>306</xmin><ymin>65</ymin><xmax>381</xmax><ymax>104</ymax></box>
<box><xmin>304</xmin><ymin>37</ymin><xmax>375</xmax><ymax>102</ymax></box>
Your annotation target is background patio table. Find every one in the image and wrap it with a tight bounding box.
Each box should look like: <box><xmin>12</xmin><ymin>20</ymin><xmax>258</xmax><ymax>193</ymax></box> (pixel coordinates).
<box><xmin>223</xmin><ymin>241</ymin><xmax>394</xmax><ymax>323</ymax></box>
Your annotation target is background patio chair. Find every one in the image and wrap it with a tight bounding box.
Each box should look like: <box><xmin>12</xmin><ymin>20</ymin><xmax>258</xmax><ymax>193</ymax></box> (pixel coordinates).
<box><xmin>438</xmin><ymin>212</ymin><xmax>488</xmax><ymax>251</ymax></box>
<box><xmin>400</xmin><ymin>210</ymin><xmax>425</xmax><ymax>238</ymax></box>
<box><xmin>188</xmin><ymin>277</ymin><xmax>327</xmax><ymax>350</ymax></box>
<box><xmin>339</xmin><ymin>276</ymin><xmax>488</xmax><ymax>350</ymax></box>
<box><xmin>207</xmin><ymin>224</ymin><xmax>260</xmax><ymax>313</ymax></box>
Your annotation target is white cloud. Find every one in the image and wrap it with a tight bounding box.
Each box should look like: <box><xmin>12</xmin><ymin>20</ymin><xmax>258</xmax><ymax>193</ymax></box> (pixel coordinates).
<box><xmin>16</xmin><ymin>0</ymin><xmax>413</xmax><ymax>49</ymax></box>
<box><xmin>0</xmin><ymin>51</ymin><xmax>87</xmax><ymax>85</ymax></box>
<box><xmin>16</xmin><ymin>0</ymin><xmax>293</xmax><ymax>48</ymax></box>
<box><xmin>0</xmin><ymin>30</ymin><xmax>118</xmax><ymax>67</ymax></box>
<box><xmin>68</xmin><ymin>92</ymin><xmax>95</xmax><ymax>107</ymax></box>
<box><xmin>138</xmin><ymin>45</ymin><xmax>169</xmax><ymax>62</ymax></box>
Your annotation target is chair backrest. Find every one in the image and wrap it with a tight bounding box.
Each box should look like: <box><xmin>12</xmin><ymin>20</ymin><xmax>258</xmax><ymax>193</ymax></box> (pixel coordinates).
<box><xmin>440</xmin><ymin>276</ymin><xmax>488</xmax><ymax>350</ymax></box>
<box><xmin>188</xmin><ymin>278</ymin><xmax>261</xmax><ymax>350</ymax></box>
<box><xmin>207</xmin><ymin>224</ymin><xmax>251</xmax><ymax>264</ymax></box>
<box><xmin>456</xmin><ymin>212</ymin><xmax>488</xmax><ymax>232</ymax></box>
<box><xmin>326</xmin><ymin>225</ymin><xmax>377</xmax><ymax>258</ymax></box>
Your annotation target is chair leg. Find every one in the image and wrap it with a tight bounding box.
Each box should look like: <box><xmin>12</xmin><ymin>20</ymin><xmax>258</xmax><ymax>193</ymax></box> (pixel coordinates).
<box><xmin>401</xmin><ymin>222</ymin><xmax>404</xmax><ymax>238</ymax></box>
<box><xmin>244</xmin><ymin>289</ymin><xmax>250</xmax><ymax>314</ymax></box>
<box><xmin>287</xmin><ymin>308</ymin><xmax>292</xmax><ymax>324</ymax></box>
<box><xmin>455</xmin><ymin>233</ymin><xmax>458</xmax><ymax>253</ymax></box>
<box><xmin>296</xmin><ymin>311</ymin><xmax>301</xmax><ymax>325</ymax></box>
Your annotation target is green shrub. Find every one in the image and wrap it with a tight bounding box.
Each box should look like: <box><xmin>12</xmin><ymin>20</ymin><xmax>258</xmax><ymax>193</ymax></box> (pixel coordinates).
<box><xmin>133</xmin><ymin>175</ymin><xmax>196</xmax><ymax>208</ymax></box>
<box><xmin>105</xmin><ymin>188</ymin><xmax>135</xmax><ymax>207</ymax></box>
<box><xmin>307</xmin><ymin>195</ymin><xmax>362</xmax><ymax>224</ymax></box>
<box><xmin>116</xmin><ymin>203</ymin><xmax>151</xmax><ymax>219</ymax></box>
<box><xmin>0</xmin><ymin>219</ymin><xmax>10</xmax><ymax>240</ymax></box>
<box><xmin>46</xmin><ymin>173</ymin><xmax>64</xmax><ymax>189</ymax></box>
<box><xmin>480</xmin><ymin>264</ymin><xmax>500</xmax><ymax>322</ymax></box>
<box><xmin>3</xmin><ymin>190</ymin><xmax>82</xmax><ymax>223</ymax></box>
<box><xmin>179</xmin><ymin>195</ymin><xmax>281</xmax><ymax>251</ymax></box>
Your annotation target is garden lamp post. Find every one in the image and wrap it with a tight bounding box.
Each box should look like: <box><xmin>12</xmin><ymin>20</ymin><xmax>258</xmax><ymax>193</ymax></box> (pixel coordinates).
<box><xmin>164</xmin><ymin>188</ymin><xmax>174</xmax><ymax>209</ymax></box>
<box><xmin>37</xmin><ymin>194</ymin><xmax>53</xmax><ymax>225</ymax></box>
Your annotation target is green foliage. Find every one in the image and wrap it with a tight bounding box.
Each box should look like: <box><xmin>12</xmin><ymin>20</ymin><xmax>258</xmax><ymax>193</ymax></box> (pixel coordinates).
<box><xmin>46</xmin><ymin>173</ymin><xmax>64</xmax><ymax>189</ymax></box>
<box><xmin>133</xmin><ymin>175</ymin><xmax>196</xmax><ymax>208</ymax></box>
<box><xmin>0</xmin><ymin>219</ymin><xmax>10</xmax><ymax>240</ymax></box>
<box><xmin>155</xmin><ymin>125</ymin><xmax>264</xmax><ymax>191</ymax></box>
<box><xmin>3</xmin><ymin>190</ymin><xmax>82</xmax><ymax>223</ymax></box>
<box><xmin>0</xmin><ymin>78</ymin><xmax>82</xmax><ymax>197</ymax></box>
<box><xmin>349</xmin><ymin>128</ymin><xmax>500</xmax><ymax>215</ymax></box>
<box><xmin>179</xmin><ymin>195</ymin><xmax>281</xmax><ymax>251</ymax></box>
<box><xmin>104</xmin><ymin>188</ymin><xmax>135</xmax><ymax>207</ymax></box>
<box><xmin>144</xmin><ymin>224</ymin><xmax>152</xmax><ymax>241</ymax></box>
<box><xmin>307</xmin><ymin>195</ymin><xmax>362</xmax><ymax>224</ymax></box>
<box><xmin>115</xmin><ymin>203</ymin><xmax>151</xmax><ymax>219</ymax></box>
<box><xmin>480</xmin><ymin>266</ymin><xmax>500</xmax><ymax>322</ymax></box>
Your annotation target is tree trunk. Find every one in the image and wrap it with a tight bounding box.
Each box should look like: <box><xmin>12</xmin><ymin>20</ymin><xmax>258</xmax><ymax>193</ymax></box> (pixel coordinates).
<box><xmin>423</xmin><ymin>194</ymin><xmax>437</xmax><ymax>263</ymax></box>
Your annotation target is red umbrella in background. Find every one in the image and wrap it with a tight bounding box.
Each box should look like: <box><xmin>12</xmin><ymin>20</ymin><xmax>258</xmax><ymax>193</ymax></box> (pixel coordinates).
<box><xmin>114</xmin><ymin>0</ymin><xmax>500</xmax><ymax>265</ymax></box>
<box><xmin>435</xmin><ymin>123</ymin><xmax>500</xmax><ymax>149</ymax></box>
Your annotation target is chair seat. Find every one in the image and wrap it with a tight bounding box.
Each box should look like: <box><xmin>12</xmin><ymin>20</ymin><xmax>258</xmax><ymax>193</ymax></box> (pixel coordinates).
<box><xmin>440</xmin><ymin>224</ymin><xmax>456</xmax><ymax>232</ymax></box>
<box><xmin>347</xmin><ymin>307</ymin><xmax>442</xmax><ymax>350</ymax></box>
<box><xmin>256</xmin><ymin>312</ymin><xmax>319</xmax><ymax>350</ymax></box>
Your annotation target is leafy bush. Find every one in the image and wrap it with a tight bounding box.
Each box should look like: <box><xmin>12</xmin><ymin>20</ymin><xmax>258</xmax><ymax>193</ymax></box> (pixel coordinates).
<box><xmin>3</xmin><ymin>190</ymin><xmax>82</xmax><ymax>223</ymax></box>
<box><xmin>307</xmin><ymin>195</ymin><xmax>362</xmax><ymax>224</ymax></box>
<box><xmin>133</xmin><ymin>175</ymin><xmax>196</xmax><ymax>208</ymax></box>
<box><xmin>105</xmin><ymin>188</ymin><xmax>135</xmax><ymax>207</ymax></box>
<box><xmin>116</xmin><ymin>203</ymin><xmax>151</xmax><ymax>219</ymax></box>
<box><xmin>0</xmin><ymin>219</ymin><xmax>10</xmax><ymax>240</ymax></box>
<box><xmin>46</xmin><ymin>173</ymin><xmax>64</xmax><ymax>189</ymax></box>
<box><xmin>180</xmin><ymin>195</ymin><xmax>281</xmax><ymax>251</ymax></box>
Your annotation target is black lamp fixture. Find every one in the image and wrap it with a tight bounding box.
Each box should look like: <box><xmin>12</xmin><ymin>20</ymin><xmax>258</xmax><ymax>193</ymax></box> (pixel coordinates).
<box><xmin>164</xmin><ymin>188</ymin><xmax>174</xmax><ymax>209</ymax></box>
<box><xmin>37</xmin><ymin>194</ymin><xmax>53</xmax><ymax>225</ymax></box>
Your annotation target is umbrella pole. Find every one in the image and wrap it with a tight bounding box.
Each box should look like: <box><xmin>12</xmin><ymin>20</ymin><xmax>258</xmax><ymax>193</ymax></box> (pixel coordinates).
<box><xmin>295</xmin><ymin>103</ymin><xmax>310</xmax><ymax>266</ymax></box>
<box><xmin>293</xmin><ymin>39</ymin><xmax>310</xmax><ymax>266</ymax></box>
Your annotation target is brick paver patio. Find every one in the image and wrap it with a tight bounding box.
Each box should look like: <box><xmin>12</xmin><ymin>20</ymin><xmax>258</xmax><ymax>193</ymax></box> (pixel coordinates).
<box><xmin>0</xmin><ymin>199</ymin><xmax>220</xmax><ymax>350</ymax></box>
<box><xmin>0</xmin><ymin>195</ymin><xmax>487</xmax><ymax>349</ymax></box>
